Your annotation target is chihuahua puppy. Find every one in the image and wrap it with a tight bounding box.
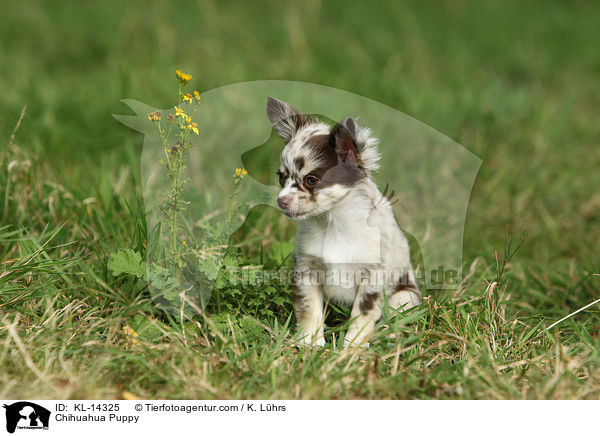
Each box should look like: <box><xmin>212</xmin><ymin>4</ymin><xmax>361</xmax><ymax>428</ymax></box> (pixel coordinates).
<box><xmin>267</xmin><ymin>97</ymin><xmax>421</xmax><ymax>347</ymax></box>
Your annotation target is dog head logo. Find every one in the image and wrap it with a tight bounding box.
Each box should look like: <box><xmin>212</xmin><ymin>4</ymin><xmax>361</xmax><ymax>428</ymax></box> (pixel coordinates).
<box><xmin>3</xmin><ymin>402</ymin><xmax>50</xmax><ymax>433</ymax></box>
<box><xmin>115</xmin><ymin>81</ymin><xmax>481</xmax><ymax>314</ymax></box>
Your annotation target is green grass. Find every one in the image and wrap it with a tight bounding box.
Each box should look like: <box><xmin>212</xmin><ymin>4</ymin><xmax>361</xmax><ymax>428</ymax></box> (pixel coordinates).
<box><xmin>1</xmin><ymin>0</ymin><xmax>599</xmax><ymax>399</ymax></box>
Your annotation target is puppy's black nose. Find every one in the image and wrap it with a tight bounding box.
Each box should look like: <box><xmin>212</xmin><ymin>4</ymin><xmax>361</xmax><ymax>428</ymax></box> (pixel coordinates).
<box><xmin>277</xmin><ymin>195</ymin><xmax>291</xmax><ymax>209</ymax></box>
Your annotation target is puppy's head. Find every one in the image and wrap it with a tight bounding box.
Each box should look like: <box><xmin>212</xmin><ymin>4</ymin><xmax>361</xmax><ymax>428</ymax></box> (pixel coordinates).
<box><xmin>266</xmin><ymin>97</ymin><xmax>380</xmax><ymax>220</ymax></box>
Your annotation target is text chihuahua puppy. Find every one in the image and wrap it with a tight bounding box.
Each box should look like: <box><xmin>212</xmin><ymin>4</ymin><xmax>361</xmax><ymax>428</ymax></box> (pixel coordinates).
<box><xmin>267</xmin><ymin>97</ymin><xmax>421</xmax><ymax>347</ymax></box>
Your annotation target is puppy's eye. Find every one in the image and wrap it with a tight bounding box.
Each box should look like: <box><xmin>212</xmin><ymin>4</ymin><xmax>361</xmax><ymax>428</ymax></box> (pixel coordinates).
<box><xmin>278</xmin><ymin>171</ymin><xmax>286</xmax><ymax>187</ymax></box>
<box><xmin>304</xmin><ymin>175</ymin><xmax>319</xmax><ymax>188</ymax></box>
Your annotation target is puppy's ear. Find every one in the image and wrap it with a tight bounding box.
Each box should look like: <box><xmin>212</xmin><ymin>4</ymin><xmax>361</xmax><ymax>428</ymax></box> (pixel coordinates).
<box><xmin>340</xmin><ymin>117</ymin><xmax>358</xmax><ymax>141</ymax></box>
<box><xmin>331</xmin><ymin>122</ymin><xmax>360</xmax><ymax>166</ymax></box>
<box><xmin>266</xmin><ymin>97</ymin><xmax>305</xmax><ymax>143</ymax></box>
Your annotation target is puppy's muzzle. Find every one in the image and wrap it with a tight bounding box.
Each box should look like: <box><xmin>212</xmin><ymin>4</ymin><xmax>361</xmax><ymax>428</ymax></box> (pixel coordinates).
<box><xmin>277</xmin><ymin>195</ymin><xmax>292</xmax><ymax>210</ymax></box>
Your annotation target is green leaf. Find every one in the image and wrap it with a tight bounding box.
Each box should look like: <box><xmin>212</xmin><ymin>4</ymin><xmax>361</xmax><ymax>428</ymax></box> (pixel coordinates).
<box><xmin>223</xmin><ymin>254</ymin><xmax>238</xmax><ymax>269</ymax></box>
<box><xmin>198</xmin><ymin>255</ymin><xmax>222</xmax><ymax>281</ymax></box>
<box><xmin>107</xmin><ymin>249</ymin><xmax>146</xmax><ymax>278</ymax></box>
<box><xmin>129</xmin><ymin>314</ymin><xmax>167</xmax><ymax>343</ymax></box>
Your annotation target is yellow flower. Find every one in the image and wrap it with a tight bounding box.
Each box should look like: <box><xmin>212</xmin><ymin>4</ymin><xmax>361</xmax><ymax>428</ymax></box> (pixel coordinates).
<box><xmin>185</xmin><ymin>115</ymin><xmax>191</xmax><ymax>124</ymax></box>
<box><xmin>185</xmin><ymin>122</ymin><xmax>199</xmax><ymax>135</ymax></box>
<box><xmin>122</xmin><ymin>325</ymin><xmax>140</xmax><ymax>349</ymax></box>
<box><xmin>176</xmin><ymin>69</ymin><xmax>192</xmax><ymax>85</ymax></box>
<box><xmin>235</xmin><ymin>168</ymin><xmax>248</xmax><ymax>178</ymax></box>
<box><xmin>182</xmin><ymin>240</ymin><xmax>187</xmax><ymax>246</ymax></box>
<box><xmin>183</xmin><ymin>93</ymin><xmax>193</xmax><ymax>103</ymax></box>
<box><xmin>193</xmin><ymin>90</ymin><xmax>201</xmax><ymax>102</ymax></box>
<box><xmin>121</xmin><ymin>391</ymin><xmax>140</xmax><ymax>401</ymax></box>
<box><xmin>147</xmin><ymin>111</ymin><xmax>161</xmax><ymax>121</ymax></box>
<box><xmin>175</xmin><ymin>106</ymin><xmax>186</xmax><ymax>118</ymax></box>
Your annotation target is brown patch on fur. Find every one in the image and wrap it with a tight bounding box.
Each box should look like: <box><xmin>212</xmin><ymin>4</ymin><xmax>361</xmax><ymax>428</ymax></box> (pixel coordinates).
<box><xmin>290</xmin><ymin>114</ymin><xmax>315</xmax><ymax>133</ymax></box>
<box><xmin>319</xmin><ymin>163</ymin><xmax>364</xmax><ymax>189</ymax></box>
<box><xmin>393</xmin><ymin>272</ymin><xmax>418</xmax><ymax>294</ymax></box>
<box><xmin>305</xmin><ymin>134</ymin><xmax>337</xmax><ymax>168</ymax></box>
<box><xmin>291</xmin><ymin>283</ymin><xmax>308</xmax><ymax>321</ymax></box>
<box><xmin>294</xmin><ymin>156</ymin><xmax>305</xmax><ymax>171</ymax></box>
<box><xmin>359</xmin><ymin>293</ymin><xmax>379</xmax><ymax>314</ymax></box>
<box><xmin>303</xmin><ymin>133</ymin><xmax>365</xmax><ymax>192</ymax></box>
<box><xmin>291</xmin><ymin>255</ymin><xmax>311</xmax><ymax>321</ymax></box>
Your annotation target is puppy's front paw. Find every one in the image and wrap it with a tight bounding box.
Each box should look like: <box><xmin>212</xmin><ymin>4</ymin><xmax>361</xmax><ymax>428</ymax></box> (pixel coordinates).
<box><xmin>343</xmin><ymin>338</ymin><xmax>370</xmax><ymax>349</ymax></box>
<box><xmin>297</xmin><ymin>333</ymin><xmax>326</xmax><ymax>347</ymax></box>
<box><xmin>343</xmin><ymin>330</ymin><xmax>370</xmax><ymax>349</ymax></box>
<box><xmin>313</xmin><ymin>336</ymin><xmax>326</xmax><ymax>347</ymax></box>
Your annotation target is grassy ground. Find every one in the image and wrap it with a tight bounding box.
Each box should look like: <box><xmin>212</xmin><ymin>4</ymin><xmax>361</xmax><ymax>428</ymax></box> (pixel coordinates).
<box><xmin>1</xmin><ymin>0</ymin><xmax>599</xmax><ymax>399</ymax></box>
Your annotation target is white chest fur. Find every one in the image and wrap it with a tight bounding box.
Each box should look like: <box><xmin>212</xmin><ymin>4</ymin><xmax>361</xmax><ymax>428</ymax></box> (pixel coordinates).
<box><xmin>295</xmin><ymin>186</ymin><xmax>398</xmax><ymax>304</ymax></box>
<box><xmin>298</xmin><ymin>211</ymin><xmax>382</xmax><ymax>265</ymax></box>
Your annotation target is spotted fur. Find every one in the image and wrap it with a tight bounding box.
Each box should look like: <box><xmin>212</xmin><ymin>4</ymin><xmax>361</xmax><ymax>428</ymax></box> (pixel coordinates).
<box><xmin>266</xmin><ymin>97</ymin><xmax>421</xmax><ymax>347</ymax></box>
